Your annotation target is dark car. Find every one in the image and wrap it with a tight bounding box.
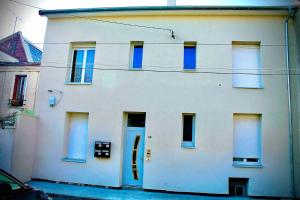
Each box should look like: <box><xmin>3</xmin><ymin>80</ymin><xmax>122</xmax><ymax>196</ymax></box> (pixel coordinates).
<box><xmin>0</xmin><ymin>169</ymin><xmax>51</xmax><ymax>200</ymax></box>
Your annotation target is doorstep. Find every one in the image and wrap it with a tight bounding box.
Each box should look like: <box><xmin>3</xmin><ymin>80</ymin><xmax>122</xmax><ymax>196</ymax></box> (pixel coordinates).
<box><xmin>27</xmin><ymin>180</ymin><xmax>255</xmax><ymax>200</ymax></box>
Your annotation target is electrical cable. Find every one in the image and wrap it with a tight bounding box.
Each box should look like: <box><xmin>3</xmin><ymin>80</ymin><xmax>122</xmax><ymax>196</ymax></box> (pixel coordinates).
<box><xmin>8</xmin><ymin>0</ymin><xmax>175</xmax><ymax>36</ymax></box>
<box><xmin>1</xmin><ymin>64</ymin><xmax>299</xmax><ymax>75</ymax></box>
<box><xmin>28</xmin><ymin>60</ymin><xmax>300</xmax><ymax>71</ymax></box>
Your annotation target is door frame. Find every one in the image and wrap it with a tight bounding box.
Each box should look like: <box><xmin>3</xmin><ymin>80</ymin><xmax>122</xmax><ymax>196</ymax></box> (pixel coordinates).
<box><xmin>121</xmin><ymin>112</ymin><xmax>146</xmax><ymax>188</ymax></box>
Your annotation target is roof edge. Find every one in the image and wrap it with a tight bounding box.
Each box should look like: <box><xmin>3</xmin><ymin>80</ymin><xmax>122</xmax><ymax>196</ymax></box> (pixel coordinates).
<box><xmin>39</xmin><ymin>5</ymin><xmax>296</xmax><ymax>16</ymax></box>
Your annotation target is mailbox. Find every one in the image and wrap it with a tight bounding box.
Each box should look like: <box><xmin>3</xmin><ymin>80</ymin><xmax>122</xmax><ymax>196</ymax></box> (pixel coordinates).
<box><xmin>94</xmin><ymin>141</ymin><xmax>111</xmax><ymax>158</ymax></box>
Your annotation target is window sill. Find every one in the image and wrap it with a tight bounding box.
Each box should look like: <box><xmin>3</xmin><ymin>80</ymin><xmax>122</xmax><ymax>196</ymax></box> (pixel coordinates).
<box><xmin>63</xmin><ymin>157</ymin><xmax>86</xmax><ymax>163</ymax></box>
<box><xmin>65</xmin><ymin>82</ymin><xmax>92</xmax><ymax>85</ymax></box>
<box><xmin>181</xmin><ymin>142</ymin><xmax>195</xmax><ymax>149</ymax></box>
<box><xmin>233</xmin><ymin>163</ymin><xmax>263</xmax><ymax>168</ymax></box>
<box><xmin>183</xmin><ymin>69</ymin><xmax>196</xmax><ymax>72</ymax></box>
<box><xmin>129</xmin><ymin>68</ymin><xmax>142</xmax><ymax>70</ymax></box>
<box><xmin>232</xmin><ymin>86</ymin><xmax>264</xmax><ymax>89</ymax></box>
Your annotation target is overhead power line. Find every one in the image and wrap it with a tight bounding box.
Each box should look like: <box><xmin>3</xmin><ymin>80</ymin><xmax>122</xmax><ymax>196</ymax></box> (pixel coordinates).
<box><xmin>8</xmin><ymin>0</ymin><xmax>175</xmax><ymax>38</ymax></box>
<box><xmin>7</xmin><ymin>0</ymin><xmax>289</xmax><ymax>46</ymax></box>
<box><xmin>2</xmin><ymin>64</ymin><xmax>298</xmax><ymax>75</ymax></box>
<box><xmin>39</xmin><ymin>61</ymin><xmax>300</xmax><ymax>72</ymax></box>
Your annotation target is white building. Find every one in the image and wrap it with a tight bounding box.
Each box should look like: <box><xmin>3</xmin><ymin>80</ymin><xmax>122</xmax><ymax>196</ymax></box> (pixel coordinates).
<box><xmin>31</xmin><ymin>5</ymin><xmax>297</xmax><ymax>198</ymax></box>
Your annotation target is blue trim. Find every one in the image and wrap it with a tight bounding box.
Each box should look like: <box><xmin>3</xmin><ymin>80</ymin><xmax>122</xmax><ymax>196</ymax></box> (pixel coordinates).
<box><xmin>63</xmin><ymin>158</ymin><xmax>86</xmax><ymax>163</ymax></box>
<box><xmin>39</xmin><ymin>6</ymin><xmax>291</xmax><ymax>16</ymax></box>
<box><xmin>181</xmin><ymin>142</ymin><xmax>195</xmax><ymax>148</ymax></box>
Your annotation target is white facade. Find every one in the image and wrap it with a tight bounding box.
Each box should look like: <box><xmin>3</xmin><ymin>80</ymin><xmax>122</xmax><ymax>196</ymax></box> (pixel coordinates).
<box><xmin>33</xmin><ymin>8</ymin><xmax>292</xmax><ymax>197</ymax></box>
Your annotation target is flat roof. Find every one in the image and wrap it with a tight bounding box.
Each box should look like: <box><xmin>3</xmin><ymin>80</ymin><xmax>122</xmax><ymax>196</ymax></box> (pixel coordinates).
<box><xmin>39</xmin><ymin>5</ymin><xmax>295</xmax><ymax>16</ymax></box>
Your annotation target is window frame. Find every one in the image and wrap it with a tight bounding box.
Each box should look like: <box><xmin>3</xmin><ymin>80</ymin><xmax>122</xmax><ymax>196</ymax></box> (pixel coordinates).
<box><xmin>183</xmin><ymin>42</ymin><xmax>197</xmax><ymax>71</ymax></box>
<box><xmin>68</xmin><ymin>47</ymin><xmax>95</xmax><ymax>84</ymax></box>
<box><xmin>130</xmin><ymin>41</ymin><xmax>144</xmax><ymax>70</ymax></box>
<box><xmin>181</xmin><ymin>113</ymin><xmax>196</xmax><ymax>148</ymax></box>
<box><xmin>10</xmin><ymin>74</ymin><xmax>27</xmax><ymax>107</ymax></box>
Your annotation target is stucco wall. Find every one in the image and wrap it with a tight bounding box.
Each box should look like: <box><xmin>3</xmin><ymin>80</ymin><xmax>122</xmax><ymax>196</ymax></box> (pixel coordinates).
<box><xmin>34</xmin><ymin>13</ymin><xmax>291</xmax><ymax>197</ymax></box>
<box><xmin>0</xmin><ymin>129</ymin><xmax>14</xmax><ymax>172</ymax></box>
<box><xmin>0</xmin><ymin>67</ymin><xmax>40</xmax><ymax>117</ymax></box>
<box><xmin>289</xmin><ymin>9</ymin><xmax>300</xmax><ymax>198</ymax></box>
<box><xmin>11</xmin><ymin>114</ymin><xmax>38</xmax><ymax>182</ymax></box>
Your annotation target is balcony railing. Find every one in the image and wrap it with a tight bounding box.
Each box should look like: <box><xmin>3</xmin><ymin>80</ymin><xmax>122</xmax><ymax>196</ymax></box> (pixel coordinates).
<box><xmin>8</xmin><ymin>98</ymin><xmax>25</xmax><ymax>107</ymax></box>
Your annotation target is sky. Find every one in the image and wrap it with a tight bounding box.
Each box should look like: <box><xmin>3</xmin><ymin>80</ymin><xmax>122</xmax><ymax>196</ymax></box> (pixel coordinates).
<box><xmin>0</xmin><ymin>0</ymin><xmax>297</xmax><ymax>49</ymax></box>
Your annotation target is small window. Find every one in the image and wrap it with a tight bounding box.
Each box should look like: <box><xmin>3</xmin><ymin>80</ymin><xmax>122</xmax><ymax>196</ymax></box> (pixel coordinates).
<box><xmin>229</xmin><ymin>178</ymin><xmax>248</xmax><ymax>196</ymax></box>
<box><xmin>65</xmin><ymin>113</ymin><xmax>89</xmax><ymax>162</ymax></box>
<box><xmin>127</xmin><ymin>113</ymin><xmax>146</xmax><ymax>127</ymax></box>
<box><xmin>182</xmin><ymin>114</ymin><xmax>195</xmax><ymax>148</ymax></box>
<box><xmin>232</xmin><ymin>42</ymin><xmax>262</xmax><ymax>88</ymax></box>
<box><xmin>70</xmin><ymin>48</ymin><xmax>95</xmax><ymax>83</ymax></box>
<box><xmin>130</xmin><ymin>42</ymin><xmax>143</xmax><ymax>69</ymax></box>
<box><xmin>184</xmin><ymin>42</ymin><xmax>196</xmax><ymax>70</ymax></box>
<box><xmin>10</xmin><ymin>75</ymin><xmax>27</xmax><ymax>107</ymax></box>
<box><xmin>233</xmin><ymin>114</ymin><xmax>261</xmax><ymax>166</ymax></box>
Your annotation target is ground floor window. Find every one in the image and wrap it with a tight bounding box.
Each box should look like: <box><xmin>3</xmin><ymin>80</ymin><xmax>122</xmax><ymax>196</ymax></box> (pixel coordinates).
<box><xmin>233</xmin><ymin>114</ymin><xmax>261</xmax><ymax>166</ymax></box>
<box><xmin>64</xmin><ymin>112</ymin><xmax>89</xmax><ymax>162</ymax></box>
<box><xmin>182</xmin><ymin>113</ymin><xmax>195</xmax><ymax>148</ymax></box>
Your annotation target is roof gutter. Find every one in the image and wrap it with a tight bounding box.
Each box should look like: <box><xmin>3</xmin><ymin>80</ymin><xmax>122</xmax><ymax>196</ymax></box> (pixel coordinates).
<box><xmin>285</xmin><ymin>7</ymin><xmax>297</xmax><ymax>199</ymax></box>
<box><xmin>39</xmin><ymin>5</ymin><xmax>293</xmax><ymax>16</ymax></box>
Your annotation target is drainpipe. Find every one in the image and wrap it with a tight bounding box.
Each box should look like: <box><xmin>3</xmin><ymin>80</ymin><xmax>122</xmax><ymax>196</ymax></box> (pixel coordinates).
<box><xmin>285</xmin><ymin>7</ymin><xmax>297</xmax><ymax>198</ymax></box>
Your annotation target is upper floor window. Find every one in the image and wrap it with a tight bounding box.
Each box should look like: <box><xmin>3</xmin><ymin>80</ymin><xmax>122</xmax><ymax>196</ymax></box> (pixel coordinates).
<box><xmin>130</xmin><ymin>42</ymin><xmax>143</xmax><ymax>69</ymax></box>
<box><xmin>184</xmin><ymin>42</ymin><xmax>196</xmax><ymax>70</ymax></box>
<box><xmin>69</xmin><ymin>48</ymin><xmax>95</xmax><ymax>83</ymax></box>
<box><xmin>10</xmin><ymin>75</ymin><xmax>27</xmax><ymax>107</ymax></box>
<box><xmin>232</xmin><ymin>42</ymin><xmax>263</xmax><ymax>88</ymax></box>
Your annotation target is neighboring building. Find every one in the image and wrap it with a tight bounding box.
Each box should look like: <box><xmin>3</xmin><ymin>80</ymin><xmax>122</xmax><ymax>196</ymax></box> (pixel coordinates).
<box><xmin>289</xmin><ymin>7</ymin><xmax>300</xmax><ymax>198</ymax></box>
<box><xmin>0</xmin><ymin>32</ymin><xmax>41</xmax><ymax>174</ymax></box>
<box><xmin>0</xmin><ymin>31</ymin><xmax>41</xmax><ymax>117</ymax></box>
<box><xmin>33</xmin><ymin>5</ymin><xmax>296</xmax><ymax>198</ymax></box>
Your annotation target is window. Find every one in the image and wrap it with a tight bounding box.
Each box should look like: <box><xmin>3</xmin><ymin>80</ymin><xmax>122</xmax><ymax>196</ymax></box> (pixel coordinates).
<box><xmin>10</xmin><ymin>75</ymin><xmax>27</xmax><ymax>107</ymax></box>
<box><xmin>70</xmin><ymin>48</ymin><xmax>95</xmax><ymax>83</ymax></box>
<box><xmin>229</xmin><ymin>178</ymin><xmax>249</xmax><ymax>196</ymax></box>
<box><xmin>127</xmin><ymin>113</ymin><xmax>146</xmax><ymax>127</ymax></box>
<box><xmin>182</xmin><ymin>114</ymin><xmax>195</xmax><ymax>148</ymax></box>
<box><xmin>233</xmin><ymin>114</ymin><xmax>261</xmax><ymax>166</ymax></box>
<box><xmin>130</xmin><ymin>42</ymin><xmax>143</xmax><ymax>69</ymax></box>
<box><xmin>184</xmin><ymin>42</ymin><xmax>196</xmax><ymax>70</ymax></box>
<box><xmin>65</xmin><ymin>113</ymin><xmax>89</xmax><ymax>162</ymax></box>
<box><xmin>232</xmin><ymin>42</ymin><xmax>262</xmax><ymax>88</ymax></box>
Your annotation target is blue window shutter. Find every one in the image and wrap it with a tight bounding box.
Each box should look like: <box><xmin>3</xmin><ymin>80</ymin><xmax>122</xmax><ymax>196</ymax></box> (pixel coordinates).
<box><xmin>132</xmin><ymin>46</ymin><xmax>143</xmax><ymax>69</ymax></box>
<box><xmin>184</xmin><ymin>46</ymin><xmax>196</xmax><ymax>70</ymax></box>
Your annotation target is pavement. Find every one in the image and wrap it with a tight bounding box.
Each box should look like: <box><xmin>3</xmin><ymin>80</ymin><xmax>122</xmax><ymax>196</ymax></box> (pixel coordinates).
<box><xmin>28</xmin><ymin>181</ymin><xmax>265</xmax><ymax>200</ymax></box>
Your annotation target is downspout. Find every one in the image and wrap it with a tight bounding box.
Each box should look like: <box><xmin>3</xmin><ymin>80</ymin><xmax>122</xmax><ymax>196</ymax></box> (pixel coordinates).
<box><xmin>285</xmin><ymin>7</ymin><xmax>297</xmax><ymax>198</ymax></box>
